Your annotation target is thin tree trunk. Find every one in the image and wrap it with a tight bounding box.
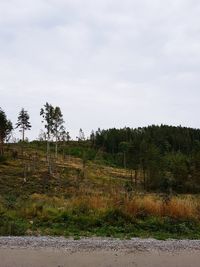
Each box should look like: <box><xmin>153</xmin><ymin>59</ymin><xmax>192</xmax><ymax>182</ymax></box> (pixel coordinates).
<box><xmin>134</xmin><ymin>169</ymin><xmax>138</xmax><ymax>188</ymax></box>
<box><xmin>55</xmin><ymin>135</ymin><xmax>58</xmax><ymax>159</ymax></box>
<box><xmin>21</xmin><ymin>141</ymin><xmax>26</xmax><ymax>182</ymax></box>
<box><xmin>0</xmin><ymin>139</ymin><xmax>4</xmax><ymax>155</ymax></box>
<box><xmin>47</xmin><ymin>135</ymin><xmax>51</xmax><ymax>174</ymax></box>
<box><xmin>123</xmin><ymin>152</ymin><xmax>126</xmax><ymax>169</ymax></box>
<box><xmin>130</xmin><ymin>170</ymin><xmax>133</xmax><ymax>184</ymax></box>
<box><xmin>22</xmin><ymin>128</ymin><xmax>25</xmax><ymax>142</ymax></box>
<box><xmin>62</xmin><ymin>141</ymin><xmax>65</xmax><ymax>160</ymax></box>
<box><xmin>143</xmin><ymin>169</ymin><xmax>146</xmax><ymax>190</ymax></box>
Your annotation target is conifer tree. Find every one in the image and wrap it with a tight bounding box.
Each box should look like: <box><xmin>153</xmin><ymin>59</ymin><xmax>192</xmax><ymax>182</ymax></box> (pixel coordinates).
<box><xmin>0</xmin><ymin>108</ymin><xmax>13</xmax><ymax>155</ymax></box>
<box><xmin>16</xmin><ymin>108</ymin><xmax>31</xmax><ymax>142</ymax></box>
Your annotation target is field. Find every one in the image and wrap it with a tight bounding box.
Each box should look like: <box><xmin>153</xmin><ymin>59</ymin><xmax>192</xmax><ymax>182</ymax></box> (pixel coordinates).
<box><xmin>0</xmin><ymin>141</ymin><xmax>200</xmax><ymax>239</ymax></box>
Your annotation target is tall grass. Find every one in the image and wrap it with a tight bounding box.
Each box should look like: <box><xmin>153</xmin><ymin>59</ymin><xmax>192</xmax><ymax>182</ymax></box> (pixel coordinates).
<box><xmin>124</xmin><ymin>195</ymin><xmax>198</xmax><ymax>220</ymax></box>
<box><xmin>1</xmin><ymin>193</ymin><xmax>200</xmax><ymax>237</ymax></box>
<box><xmin>16</xmin><ymin>193</ymin><xmax>200</xmax><ymax>221</ymax></box>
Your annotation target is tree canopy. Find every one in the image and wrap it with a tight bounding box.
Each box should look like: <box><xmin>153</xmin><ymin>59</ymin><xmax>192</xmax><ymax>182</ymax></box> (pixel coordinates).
<box><xmin>0</xmin><ymin>108</ymin><xmax>13</xmax><ymax>155</ymax></box>
<box><xmin>91</xmin><ymin>125</ymin><xmax>200</xmax><ymax>193</ymax></box>
<box><xmin>16</xmin><ymin>108</ymin><xmax>31</xmax><ymax>142</ymax></box>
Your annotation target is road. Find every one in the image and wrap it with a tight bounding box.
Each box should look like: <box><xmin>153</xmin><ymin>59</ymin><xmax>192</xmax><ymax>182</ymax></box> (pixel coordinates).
<box><xmin>0</xmin><ymin>237</ymin><xmax>200</xmax><ymax>267</ymax></box>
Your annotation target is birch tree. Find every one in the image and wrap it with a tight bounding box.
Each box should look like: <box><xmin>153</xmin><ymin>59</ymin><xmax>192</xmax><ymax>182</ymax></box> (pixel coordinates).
<box><xmin>40</xmin><ymin>102</ymin><xmax>54</xmax><ymax>173</ymax></box>
<box><xmin>52</xmin><ymin>106</ymin><xmax>64</xmax><ymax>158</ymax></box>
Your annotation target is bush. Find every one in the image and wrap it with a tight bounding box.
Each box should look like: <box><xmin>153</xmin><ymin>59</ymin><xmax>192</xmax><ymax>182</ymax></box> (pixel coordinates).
<box><xmin>4</xmin><ymin>195</ymin><xmax>17</xmax><ymax>209</ymax></box>
<box><xmin>0</xmin><ymin>155</ymin><xmax>7</xmax><ymax>164</ymax></box>
<box><xmin>0</xmin><ymin>214</ymin><xmax>28</xmax><ymax>235</ymax></box>
<box><xmin>102</xmin><ymin>209</ymin><xmax>132</xmax><ymax>226</ymax></box>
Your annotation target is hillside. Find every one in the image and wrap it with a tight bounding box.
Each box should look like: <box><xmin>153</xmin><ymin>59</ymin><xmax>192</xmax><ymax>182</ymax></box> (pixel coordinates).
<box><xmin>0</xmin><ymin>140</ymin><xmax>200</xmax><ymax>239</ymax></box>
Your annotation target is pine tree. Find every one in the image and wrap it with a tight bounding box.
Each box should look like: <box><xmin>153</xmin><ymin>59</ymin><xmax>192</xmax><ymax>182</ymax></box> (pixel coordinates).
<box><xmin>16</xmin><ymin>108</ymin><xmax>31</xmax><ymax>142</ymax></box>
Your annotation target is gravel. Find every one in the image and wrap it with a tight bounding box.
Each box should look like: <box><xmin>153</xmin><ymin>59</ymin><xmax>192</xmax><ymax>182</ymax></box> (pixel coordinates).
<box><xmin>1</xmin><ymin>237</ymin><xmax>200</xmax><ymax>252</ymax></box>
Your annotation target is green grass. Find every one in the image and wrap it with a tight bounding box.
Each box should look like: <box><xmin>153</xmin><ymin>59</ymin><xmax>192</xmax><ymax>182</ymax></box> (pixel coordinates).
<box><xmin>1</xmin><ymin>201</ymin><xmax>200</xmax><ymax>239</ymax></box>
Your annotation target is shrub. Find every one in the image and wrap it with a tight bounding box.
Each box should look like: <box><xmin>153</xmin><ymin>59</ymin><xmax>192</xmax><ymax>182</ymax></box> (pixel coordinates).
<box><xmin>102</xmin><ymin>209</ymin><xmax>132</xmax><ymax>226</ymax></box>
<box><xmin>0</xmin><ymin>155</ymin><xmax>7</xmax><ymax>164</ymax></box>
<box><xmin>0</xmin><ymin>214</ymin><xmax>28</xmax><ymax>235</ymax></box>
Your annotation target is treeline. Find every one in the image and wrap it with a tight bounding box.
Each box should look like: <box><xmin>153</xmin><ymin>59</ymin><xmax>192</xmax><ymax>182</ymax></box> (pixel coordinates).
<box><xmin>1</xmin><ymin>104</ymin><xmax>200</xmax><ymax>194</ymax></box>
<box><xmin>90</xmin><ymin>126</ymin><xmax>200</xmax><ymax>193</ymax></box>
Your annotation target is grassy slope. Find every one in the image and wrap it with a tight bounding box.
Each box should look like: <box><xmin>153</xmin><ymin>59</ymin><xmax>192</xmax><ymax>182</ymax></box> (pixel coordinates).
<box><xmin>0</xmin><ymin>143</ymin><xmax>200</xmax><ymax>239</ymax></box>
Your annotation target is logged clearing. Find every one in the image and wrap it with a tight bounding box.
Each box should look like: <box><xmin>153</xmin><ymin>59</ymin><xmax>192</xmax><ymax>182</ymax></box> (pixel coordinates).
<box><xmin>1</xmin><ymin>143</ymin><xmax>200</xmax><ymax>239</ymax></box>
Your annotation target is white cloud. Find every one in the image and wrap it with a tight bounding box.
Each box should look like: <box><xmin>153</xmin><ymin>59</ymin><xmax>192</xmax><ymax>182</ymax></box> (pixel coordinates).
<box><xmin>0</xmin><ymin>0</ymin><xmax>200</xmax><ymax>139</ymax></box>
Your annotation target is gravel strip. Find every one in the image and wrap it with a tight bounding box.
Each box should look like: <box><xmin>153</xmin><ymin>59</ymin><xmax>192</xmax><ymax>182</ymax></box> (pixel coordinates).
<box><xmin>1</xmin><ymin>237</ymin><xmax>200</xmax><ymax>252</ymax></box>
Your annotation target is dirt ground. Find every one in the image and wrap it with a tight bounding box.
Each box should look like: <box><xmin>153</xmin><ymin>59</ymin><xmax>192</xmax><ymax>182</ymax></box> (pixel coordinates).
<box><xmin>0</xmin><ymin>248</ymin><xmax>200</xmax><ymax>267</ymax></box>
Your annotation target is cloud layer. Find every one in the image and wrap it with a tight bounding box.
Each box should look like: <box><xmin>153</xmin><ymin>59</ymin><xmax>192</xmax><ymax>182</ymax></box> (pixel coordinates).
<box><xmin>0</xmin><ymin>0</ymin><xmax>200</xmax><ymax>139</ymax></box>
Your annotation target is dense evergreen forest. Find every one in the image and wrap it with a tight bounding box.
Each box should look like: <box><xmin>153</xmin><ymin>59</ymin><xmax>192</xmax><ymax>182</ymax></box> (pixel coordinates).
<box><xmin>90</xmin><ymin>126</ymin><xmax>200</xmax><ymax>193</ymax></box>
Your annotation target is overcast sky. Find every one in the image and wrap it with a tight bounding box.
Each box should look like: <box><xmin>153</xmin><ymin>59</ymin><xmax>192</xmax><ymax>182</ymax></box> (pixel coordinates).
<box><xmin>0</xmin><ymin>0</ymin><xmax>200</xmax><ymax>140</ymax></box>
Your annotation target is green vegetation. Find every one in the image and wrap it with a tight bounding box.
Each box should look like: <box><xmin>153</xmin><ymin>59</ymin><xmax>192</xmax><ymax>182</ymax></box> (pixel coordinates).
<box><xmin>0</xmin><ymin>142</ymin><xmax>200</xmax><ymax>239</ymax></box>
<box><xmin>92</xmin><ymin>126</ymin><xmax>200</xmax><ymax>193</ymax></box>
<box><xmin>1</xmin><ymin>105</ymin><xmax>200</xmax><ymax>239</ymax></box>
<box><xmin>0</xmin><ymin>108</ymin><xmax>12</xmax><ymax>156</ymax></box>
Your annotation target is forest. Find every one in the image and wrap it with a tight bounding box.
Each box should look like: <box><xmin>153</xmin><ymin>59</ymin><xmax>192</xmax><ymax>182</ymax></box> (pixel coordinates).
<box><xmin>91</xmin><ymin>125</ymin><xmax>200</xmax><ymax>193</ymax></box>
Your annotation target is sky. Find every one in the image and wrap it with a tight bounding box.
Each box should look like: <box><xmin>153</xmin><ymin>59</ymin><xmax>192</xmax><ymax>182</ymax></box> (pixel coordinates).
<box><xmin>0</xmin><ymin>0</ymin><xmax>200</xmax><ymax>140</ymax></box>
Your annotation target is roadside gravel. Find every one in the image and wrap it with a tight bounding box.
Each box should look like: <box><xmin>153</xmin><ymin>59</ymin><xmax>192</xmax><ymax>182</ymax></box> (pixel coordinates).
<box><xmin>1</xmin><ymin>237</ymin><xmax>200</xmax><ymax>252</ymax></box>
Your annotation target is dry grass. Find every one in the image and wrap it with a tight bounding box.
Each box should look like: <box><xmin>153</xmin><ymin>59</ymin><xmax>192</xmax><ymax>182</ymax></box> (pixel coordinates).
<box><xmin>124</xmin><ymin>195</ymin><xmax>163</xmax><ymax>218</ymax></box>
<box><xmin>67</xmin><ymin>195</ymin><xmax>110</xmax><ymax>211</ymax></box>
<box><xmin>124</xmin><ymin>195</ymin><xmax>199</xmax><ymax>220</ymax></box>
<box><xmin>19</xmin><ymin>193</ymin><xmax>200</xmax><ymax>221</ymax></box>
<box><xmin>164</xmin><ymin>196</ymin><xmax>198</xmax><ymax>220</ymax></box>
<box><xmin>2</xmin><ymin>146</ymin><xmax>200</xmax><ymax>223</ymax></box>
<box><xmin>27</xmin><ymin>194</ymin><xmax>200</xmax><ymax>219</ymax></box>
